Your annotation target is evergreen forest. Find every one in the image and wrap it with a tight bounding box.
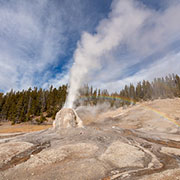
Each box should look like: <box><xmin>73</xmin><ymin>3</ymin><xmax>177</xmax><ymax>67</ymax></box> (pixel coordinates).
<box><xmin>0</xmin><ymin>74</ymin><xmax>180</xmax><ymax>124</ymax></box>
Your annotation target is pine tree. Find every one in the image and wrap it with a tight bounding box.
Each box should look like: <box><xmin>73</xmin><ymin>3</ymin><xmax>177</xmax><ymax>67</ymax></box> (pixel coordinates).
<box><xmin>175</xmin><ymin>75</ymin><xmax>180</xmax><ymax>97</ymax></box>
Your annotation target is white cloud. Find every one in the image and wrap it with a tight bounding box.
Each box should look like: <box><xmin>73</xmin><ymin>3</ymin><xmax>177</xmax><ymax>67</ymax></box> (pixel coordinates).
<box><xmin>128</xmin><ymin>1</ymin><xmax>180</xmax><ymax>56</ymax></box>
<box><xmin>42</xmin><ymin>73</ymin><xmax>69</xmax><ymax>90</ymax></box>
<box><xmin>96</xmin><ymin>51</ymin><xmax>180</xmax><ymax>92</ymax></box>
<box><xmin>0</xmin><ymin>0</ymin><xmax>66</xmax><ymax>91</ymax></box>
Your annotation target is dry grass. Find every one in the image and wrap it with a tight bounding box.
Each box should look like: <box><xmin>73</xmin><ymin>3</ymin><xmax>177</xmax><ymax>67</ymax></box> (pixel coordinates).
<box><xmin>0</xmin><ymin>122</ymin><xmax>52</xmax><ymax>133</ymax></box>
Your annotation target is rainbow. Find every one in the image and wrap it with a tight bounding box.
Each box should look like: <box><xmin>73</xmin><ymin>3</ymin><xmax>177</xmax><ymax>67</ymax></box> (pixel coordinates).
<box><xmin>78</xmin><ymin>95</ymin><xmax>180</xmax><ymax>127</ymax></box>
<box><xmin>142</xmin><ymin>105</ymin><xmax>180</xmax><ymax>127</ymax></box>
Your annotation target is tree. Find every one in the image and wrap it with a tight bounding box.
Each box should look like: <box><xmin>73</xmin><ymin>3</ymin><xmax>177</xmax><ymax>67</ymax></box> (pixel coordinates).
<box><xmin>175</xmin><ymin>75</ymin><xmax>180</xmax><ymax>97</ymax></box>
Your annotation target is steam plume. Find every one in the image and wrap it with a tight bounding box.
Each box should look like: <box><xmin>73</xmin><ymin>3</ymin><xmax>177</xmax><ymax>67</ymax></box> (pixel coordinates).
<box><xmin>65</xmin><ymin>0</ymin><xmax>149</xmax><ymax>108</ymax></box>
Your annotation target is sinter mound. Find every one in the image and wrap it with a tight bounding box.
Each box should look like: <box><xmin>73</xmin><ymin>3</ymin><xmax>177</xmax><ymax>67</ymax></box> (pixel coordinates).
<box><xmin>53</xmin><ymin>108</ymin><xmax>83</xmax><ymax>129</ymax></box>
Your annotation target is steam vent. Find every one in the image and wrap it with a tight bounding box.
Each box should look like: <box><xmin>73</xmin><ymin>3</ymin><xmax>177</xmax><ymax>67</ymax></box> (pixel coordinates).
<box><xmin>53</xmin><ymin>108</ymin><xmax>83</xmax><ymax>130</ymax></box>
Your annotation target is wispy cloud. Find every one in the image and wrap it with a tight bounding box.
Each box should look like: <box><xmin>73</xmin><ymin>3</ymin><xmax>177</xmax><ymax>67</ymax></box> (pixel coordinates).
<box><xmin>0</xmin><ymin>0</ymin><xmax>66</xmax><ymax>91</ymax></box>
<box><xmin>96</xmin><ymin>51</ymin><xmax>180</xmax><ymax>92</ymax></box>
<box><xmin>0</xmin><ymin>0</ymin><xmax>106</xmax><ymax>92</ymax></box>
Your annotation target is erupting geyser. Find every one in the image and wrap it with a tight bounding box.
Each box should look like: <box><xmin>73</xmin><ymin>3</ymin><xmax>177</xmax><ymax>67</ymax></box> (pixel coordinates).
<box><xmin>59</xmin><ymin>0</ymin><xmax>148</xmax><ymax>130</ymax></box>
<box><xmin>53</xmin><ymin>108</ymin><xmax>83</xmax><ymax>130</ymax></box>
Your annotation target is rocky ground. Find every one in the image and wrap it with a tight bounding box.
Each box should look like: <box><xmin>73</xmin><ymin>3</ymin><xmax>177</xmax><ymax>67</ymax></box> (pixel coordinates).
<box><xmin>0</xmin><ymin>98</ymin><xmax>180</xmax><ymax>180</ymax></box>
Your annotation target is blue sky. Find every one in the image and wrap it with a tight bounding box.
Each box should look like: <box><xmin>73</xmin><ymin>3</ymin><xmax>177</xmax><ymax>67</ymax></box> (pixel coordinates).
<box><xmin>0</xmin><ymin>0</ymin><xmax>180</xmax><ymax>93</ymax></box>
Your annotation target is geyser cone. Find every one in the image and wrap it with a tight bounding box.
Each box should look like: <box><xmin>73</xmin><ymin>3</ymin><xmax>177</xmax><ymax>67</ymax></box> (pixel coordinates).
<box><xmin>53</xmin><ymin>108</ymin><xmax>83</xmax><ymax>130</ymax></box>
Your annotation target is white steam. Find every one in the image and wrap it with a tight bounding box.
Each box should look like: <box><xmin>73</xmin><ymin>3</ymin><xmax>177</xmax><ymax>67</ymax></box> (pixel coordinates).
<box><xmin>64</xmin><ymin>0</ymin><xmax>150</xmax><ymax>108</ymax></box>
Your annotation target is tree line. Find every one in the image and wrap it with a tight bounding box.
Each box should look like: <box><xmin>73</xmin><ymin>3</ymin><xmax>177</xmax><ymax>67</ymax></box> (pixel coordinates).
<box><xmin>76</xmin><ymin>74</ymin><xmax>180</xmax><ymax>107</ymax></box>
<box><xmin>0</xmin><ymin>85</ymin><xmax>67</xmax><ymax>124</ymax></box>
<box><xmin>0</xmin><ymin>74</ymin><xmax>180</xmax><ymax>124</ymax></box>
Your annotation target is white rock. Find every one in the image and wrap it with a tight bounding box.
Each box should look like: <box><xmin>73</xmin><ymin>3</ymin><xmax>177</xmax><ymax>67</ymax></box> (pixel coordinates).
<box><xmin>0</xmin><ymin>142</ymin><xmax>33</xmax><ymax>165</ymax></box>
<box><xmin>100</xmin><ymin>141</ymin><xmax>145</xmax><ymax>168</ymax></box>
<box><xmin>161</xmin><ymin>147</ymin><xmax>180</xmax><ymax>156</ymax></box>
<box><xmin>53</xmin><ymin>108</ymin><xmax>83</xmax><ymax>130</ymax></box>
